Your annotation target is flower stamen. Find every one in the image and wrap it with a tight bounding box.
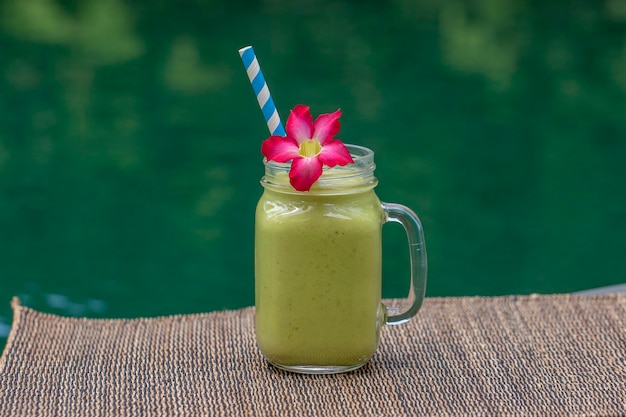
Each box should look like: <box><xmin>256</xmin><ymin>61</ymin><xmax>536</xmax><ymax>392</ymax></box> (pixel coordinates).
<box><xmin>299</xmin><ymin>139</ymin><xmax>322</xmax><ymax>158</ymax></box>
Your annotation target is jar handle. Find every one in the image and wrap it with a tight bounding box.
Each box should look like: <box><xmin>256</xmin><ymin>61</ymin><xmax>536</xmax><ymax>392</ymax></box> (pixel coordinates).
<box><xmin>381</xmin><ymin>202</ymin><xmax>428</xmax><ymax>325</ymax></box>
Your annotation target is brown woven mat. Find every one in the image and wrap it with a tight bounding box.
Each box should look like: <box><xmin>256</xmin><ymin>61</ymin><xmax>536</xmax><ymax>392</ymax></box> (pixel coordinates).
<box><xmin>1</xmin><ymin>294</ymin><xmax>625</xmax><ymax>416</ymax></box>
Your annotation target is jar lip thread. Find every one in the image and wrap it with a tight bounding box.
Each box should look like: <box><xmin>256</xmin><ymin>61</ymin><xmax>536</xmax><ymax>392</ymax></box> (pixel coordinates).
<box><xmin>263</xmin><ymin>143</ymin><xmax>374</xmax><ymax>169</ymax></box>
<box><xmin>262</xmin><ymin>144</ymin><xmax>377</xmax><ymax>194</ymax></box>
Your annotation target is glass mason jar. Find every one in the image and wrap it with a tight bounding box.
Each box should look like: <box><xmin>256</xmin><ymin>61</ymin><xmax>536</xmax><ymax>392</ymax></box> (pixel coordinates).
<box><xmin>255</xmin><ymin>144</ymin><xmax>427</xmax><ymax>374</ymax></box>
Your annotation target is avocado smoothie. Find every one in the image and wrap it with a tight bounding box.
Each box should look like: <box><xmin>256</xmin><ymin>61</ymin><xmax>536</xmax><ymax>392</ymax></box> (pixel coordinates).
<box><xmin>255</xmin><ymin>188</ymin><xmax>384</xmax><ymax>368</ymax></box>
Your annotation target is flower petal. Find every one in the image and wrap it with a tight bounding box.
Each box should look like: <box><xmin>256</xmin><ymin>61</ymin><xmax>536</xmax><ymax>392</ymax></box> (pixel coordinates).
<box><xmin>286</xmin><ymin>105</ymin><xmax>313</xmax><ymax>144</ymax></box>
<box><xmin>317</xmin><ymin>140</ymin><xmax>354</xmax><ymax>167</ymax></box>
<box><xmin>261</xmin><ymin>136</ymin><xmax>300</xmax><ymax>162</ymax></box>
<box><xmin>289</xmin><ymin>157</ymin><xmax>323</xmax><ymax>191</ymax></box>
<box><xmin>312</xmin><ymin>109</ymin><xmax>341</xmax><ymax>145</ymax></box>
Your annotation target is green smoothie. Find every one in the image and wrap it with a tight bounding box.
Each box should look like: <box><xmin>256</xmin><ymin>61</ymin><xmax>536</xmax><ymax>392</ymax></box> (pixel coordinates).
<box><xmin>255</xmin><ymin>188</ymin><xmax>384</xmax><ymax>368</ymax></box>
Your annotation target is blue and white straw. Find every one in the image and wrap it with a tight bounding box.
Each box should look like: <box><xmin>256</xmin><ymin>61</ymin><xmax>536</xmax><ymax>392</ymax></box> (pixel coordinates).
<box><xmin>238</xmin><ymin>46</ymin><xmax>286</xmax><ymax>137</ymax></box>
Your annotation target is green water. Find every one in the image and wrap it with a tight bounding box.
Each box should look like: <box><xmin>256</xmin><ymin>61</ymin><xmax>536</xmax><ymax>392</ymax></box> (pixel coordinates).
<box><xmin>1</xmin><ymin>0</ymin><xmax>625</xmax><ymax>345</ymax></box>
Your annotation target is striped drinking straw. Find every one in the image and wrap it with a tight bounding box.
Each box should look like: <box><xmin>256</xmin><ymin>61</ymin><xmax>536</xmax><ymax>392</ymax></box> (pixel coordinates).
<box><xmin>238</xmin><ymin>46</ymin><xmax>286</xmax><ymax>137</ymax></box>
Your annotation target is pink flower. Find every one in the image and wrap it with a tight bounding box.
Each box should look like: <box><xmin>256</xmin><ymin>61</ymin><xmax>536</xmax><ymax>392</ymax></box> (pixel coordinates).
<box><xmin>261</xmin><ymin>105</ymin><xmax>354</xmax><ymax>191</ymax></box>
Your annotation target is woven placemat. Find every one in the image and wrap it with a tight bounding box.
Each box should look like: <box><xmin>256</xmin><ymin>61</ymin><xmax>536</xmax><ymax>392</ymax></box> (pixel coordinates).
<box><xmin>1</xmin><ymin>294</ymin><xmax>625</xmax><ymax>416</ymax></box>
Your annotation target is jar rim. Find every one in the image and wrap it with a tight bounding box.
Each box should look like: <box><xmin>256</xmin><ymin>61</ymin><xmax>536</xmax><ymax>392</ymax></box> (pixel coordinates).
<box><xmin>261</xmin><ymin>143</ymin><xmax>378</xmax><ymax>194</ymax></box>
<box><xmin>263</xmin><ymin>143</ymin><xmax>374</xmax><ymax>169</ymax></box>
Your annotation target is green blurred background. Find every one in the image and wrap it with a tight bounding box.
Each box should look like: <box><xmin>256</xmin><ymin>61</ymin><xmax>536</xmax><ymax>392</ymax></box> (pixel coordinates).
<box><xmin>1</xmin><ymin>0</ymin><xmax>625</xmax><ymax>346</ymax></box>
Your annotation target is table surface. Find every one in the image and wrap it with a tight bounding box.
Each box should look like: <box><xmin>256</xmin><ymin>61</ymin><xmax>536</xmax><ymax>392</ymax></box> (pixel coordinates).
<box><xmin>1</xmin><ymin>293</ymin><xmax>625</xmax><ymax>416</ymax></box>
